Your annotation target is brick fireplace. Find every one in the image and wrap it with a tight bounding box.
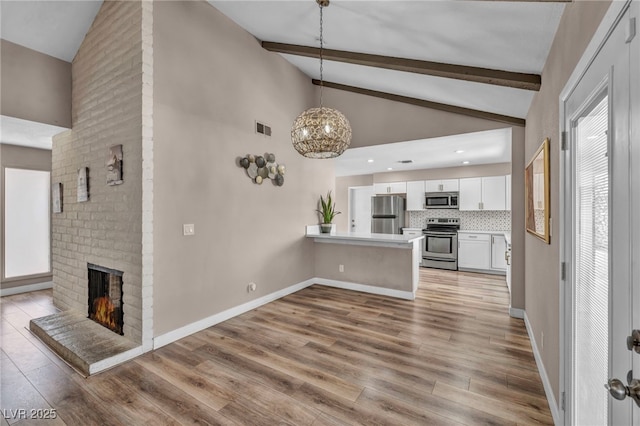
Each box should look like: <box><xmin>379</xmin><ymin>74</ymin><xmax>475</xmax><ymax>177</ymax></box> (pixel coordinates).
<box><xmin>28</xmin><ymin>1</ymin><xmax>154</xmax><ymax>375</ymax></box>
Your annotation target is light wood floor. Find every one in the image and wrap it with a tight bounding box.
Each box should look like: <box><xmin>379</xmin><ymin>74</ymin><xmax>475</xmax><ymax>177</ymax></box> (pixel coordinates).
<box><xmin>1</xmin><ymin>268</ymin><xmax>552</xmax><ymax>425</ymax></box>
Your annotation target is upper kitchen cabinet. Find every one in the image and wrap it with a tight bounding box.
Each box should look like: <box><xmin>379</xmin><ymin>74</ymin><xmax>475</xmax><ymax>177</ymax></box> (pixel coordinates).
<box><xmin>374</xmin><ymin>182</ymin><xmax>407</xmax><ymax>195</ymax></box>
<box><xmin>406</xmin><ymin>181</ymin><xmax>425</xmax><ymax>211</ymax></box>
<box><xmin>459</xmin><ymin>176</ymin><xmax>508</xmax><ymax>211</ymax></box>
<box><xmin>425</xmin><ymin>179</ymin><xmax>459</xmax><ymax>192</ymax></box>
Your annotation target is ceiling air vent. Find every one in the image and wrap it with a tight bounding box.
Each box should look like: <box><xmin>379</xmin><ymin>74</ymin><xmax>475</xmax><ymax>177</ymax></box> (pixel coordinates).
<box><xmin>256</xmin><ymin>121</ymin><xmax>272</xmax><ymax>137</ymax></box>
<box><xmin>398</xmin><ymin>160</ymin><xmax>413</xmax><ymax>164</ymax></box>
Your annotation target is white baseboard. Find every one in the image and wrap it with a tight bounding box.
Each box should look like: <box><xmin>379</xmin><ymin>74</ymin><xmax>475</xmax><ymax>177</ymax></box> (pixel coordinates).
<box><xmin>153</xmin><ymin>276</ymin><xmax>416</xmax><ymax>349</ymax></box>
<box><xmin>90</xmin><ymin>346</ymin><xmax>144</xmax><ymax>375</ymax></box>
<box><xmin>524</xmin><ymin>312</ymin><xmax>561</xmax><ymax>425</ymax></box>
<box><xmin>153</xmin><ymin>278</ymin><xmax>316</xmax><ymax>349</ymax></box>
<box><xmin>313</xmin><ymin>278</ymin><xmax>415</xmax><ymax>300</ymax></box>
<box><xmin>0</xmin><ymin>281</ymin><xmax>53</xmax><ymax>297</ymax></box>
<box><xmin>509</xmin><ymin>307</ymin><xmax>525</xmax><ymax>319</ymax></box>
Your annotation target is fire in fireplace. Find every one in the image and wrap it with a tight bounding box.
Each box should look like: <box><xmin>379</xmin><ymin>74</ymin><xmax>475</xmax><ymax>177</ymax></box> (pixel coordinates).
<box><xmin>87</xmin><ymin>264</ymin><xmax>124</xmax><ymax>335</ymax></box>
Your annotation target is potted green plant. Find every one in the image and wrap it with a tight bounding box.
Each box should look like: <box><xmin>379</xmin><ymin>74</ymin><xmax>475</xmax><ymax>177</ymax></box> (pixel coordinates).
<box><xmin>317</xmin><ymin>191</ymin><xmax>341</xmax><ymax>233</ymax></box>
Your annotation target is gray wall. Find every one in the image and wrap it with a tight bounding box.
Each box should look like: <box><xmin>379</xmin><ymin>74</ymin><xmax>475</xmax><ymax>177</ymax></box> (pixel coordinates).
<box><xmin>321</xmin><ymin>87</ymin><xmax>515</xmax><ymax>149</ymax></box>
<box><xmin>524</xmin><ymin>0</ymin><xmax>612</xmax><ymax>403</ymax></box>
<box><xmin>315</xmin><ymin>243</ymin><xmax>413</xmax><ymax>292</ymax></box>
<box><xmin>152</xmin><ymin>2</ymin><xmax>334</xmax><ymax>336</ymax></box>
<box><xmin>0</xmin><ymin>144</ymin><xmax>53</xmax><ymax>290</ymax></box>
<box><xmin>0</xmin><ymin>40</ymin><xmax>71</xmax><ymax>128</ymax></box>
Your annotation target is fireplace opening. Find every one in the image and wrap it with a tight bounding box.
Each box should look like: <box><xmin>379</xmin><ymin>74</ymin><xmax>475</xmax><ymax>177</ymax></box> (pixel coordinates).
<box><xmin>87</xmin><ymin>264</ymin><xmax>124</xmax><ymax>335</ymax></box>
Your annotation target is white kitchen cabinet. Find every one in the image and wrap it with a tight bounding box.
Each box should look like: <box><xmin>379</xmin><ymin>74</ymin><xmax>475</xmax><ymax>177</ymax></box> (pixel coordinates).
<box><xmin>491</xmin><ymin>234</ymin><xmax>507</xmax><ymax>270</ymax></box>
<box><xmin>458</xmin><ymin>178</ymin><xmax>482</xmax><ymax>210</ymax></box>
<box><xmin>482</xmin><ymin>176</ymin><xmax>506</xmax><ymax>210</ymax></box>
<box><xmin>406</xmin><ymin>181</ymin><xmax>425</xmax><ymax>210</ymax></box>
<box><xmin>402</xmin><ymin>228</ymin><xmax>423</xmax><ymax>237</ymax></box>
<box><xmin>403</xmin><ymin>229</ymin><xmax>424</xmax><ymax>267</ymax></box>
<box><xmin>390</xmin><ymin>182</ymin><xmax>407</xmax><ymax>194</ymax></box>
<box><xmin>459</xmin><ymin>176</ymin><xmax>507</xmax><ymax>211</ymax></box>
<box><xmin>374</xmin><ymin>182</ymin><xmax>407</xmax><ymax>195</ymax></box>
<box><xmin>425</xmin><ymin>179</ymin><xmax>459</xmax><ymax>193</ymax></box>
<box><xmin>373</xmin><ymin>183</ymin><xmax>388</xmax><ymax>194</ymax></box>
<box><xmin>457</xmin><ymin>232</ymin><xmax>491</xmax><ymax>270</ymax></box>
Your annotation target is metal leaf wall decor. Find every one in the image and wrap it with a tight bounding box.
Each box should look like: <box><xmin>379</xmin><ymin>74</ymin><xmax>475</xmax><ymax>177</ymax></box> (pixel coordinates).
<box><xmin>238</xmin><ymin>153</ymin><xmax>285</xmax><ymax>186</ymax></box>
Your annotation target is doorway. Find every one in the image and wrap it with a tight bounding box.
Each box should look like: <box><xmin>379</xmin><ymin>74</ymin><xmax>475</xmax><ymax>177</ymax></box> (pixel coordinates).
<box><xmin>348</xmin><ymin>186</ymin><xmax>374</xmax><ymax>233</ymax></box>
<box><xmin>561</xmin><ymin>1</ymin><xmax>639</xmax><ymax>424</ymax></box>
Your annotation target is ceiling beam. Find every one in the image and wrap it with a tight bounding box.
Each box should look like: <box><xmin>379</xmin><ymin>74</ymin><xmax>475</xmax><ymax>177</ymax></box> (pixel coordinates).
<box><xmin>263</xmin><ymin>42</ymin><xmax>541</xmax><ymax>91</ymax></box>
<box><xmin>312</xmin><ymin>79</ymin><xmax>526</xmax><ymax>127</ymax></box>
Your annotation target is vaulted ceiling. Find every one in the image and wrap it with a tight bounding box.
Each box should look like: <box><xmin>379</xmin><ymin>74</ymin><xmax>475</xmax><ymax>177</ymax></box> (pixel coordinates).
<box><xmin>210</xmin><ymin>0</ymin><xmax>566</xmax><ymax>125</ymax></box>
<box><xmin>1</xmin><ymin>0</ymin><xmax>566</xmax><ymax>168</ymax></box>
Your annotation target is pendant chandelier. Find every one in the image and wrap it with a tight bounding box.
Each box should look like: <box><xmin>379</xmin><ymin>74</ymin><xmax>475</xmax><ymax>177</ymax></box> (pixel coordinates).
<box><xmin>291</xmin><ymin>0</ymin><xmax>352</xmax><ymax>159</ymax></box>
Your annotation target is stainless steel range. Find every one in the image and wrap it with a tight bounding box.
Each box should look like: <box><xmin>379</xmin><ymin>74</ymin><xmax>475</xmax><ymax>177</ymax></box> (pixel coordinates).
<box><xmin>422</xmin><ymin>218</ymin><xmax>460</xmax><ymax>270</ymax></box>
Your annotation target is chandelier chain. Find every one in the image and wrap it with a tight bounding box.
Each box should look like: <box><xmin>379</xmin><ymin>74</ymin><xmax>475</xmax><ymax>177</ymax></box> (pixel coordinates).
<box><xmin>319</xmin><ymin>2</ymin><xmax>324</xmax><ymax>110</ymax></box>
<box><xmin>290</xmin><ymin>0</ymin><xmax>351</xmax><ymax>159</ymax></box>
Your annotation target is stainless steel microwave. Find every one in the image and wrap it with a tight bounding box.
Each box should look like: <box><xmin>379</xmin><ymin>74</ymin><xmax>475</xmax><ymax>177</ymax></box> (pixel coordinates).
<box><xmin>425</xmin><ymin>192</ymin><xmax>459</xmax><ymax>209</ymax></box>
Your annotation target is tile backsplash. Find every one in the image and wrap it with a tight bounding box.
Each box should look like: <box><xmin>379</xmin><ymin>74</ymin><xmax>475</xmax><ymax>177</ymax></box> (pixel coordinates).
<box><xmin>409</xmin><ymin>209</ymin><xmax>511</xmax><ymax>231</ymax></box>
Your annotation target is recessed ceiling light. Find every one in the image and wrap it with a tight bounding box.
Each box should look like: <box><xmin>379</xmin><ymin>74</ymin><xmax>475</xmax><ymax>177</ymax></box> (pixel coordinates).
<box><xmin>462</xmin><ymin>161</ymin><xmax>470</xmax><ymax>165</ymax></box>
<box><xmin>387</xmin><ymin>167</ymin><xmax>393</xmax><ymax>171</ymax></box>
<box><xmin>367</xmin><ymin>159</ymin><xmax>374</xmax><ymax>163</ymax></box>
<box><xmin>455</xmin><ymin>150</ymin><xmax>465</xmax><ymax>154</ymax></box>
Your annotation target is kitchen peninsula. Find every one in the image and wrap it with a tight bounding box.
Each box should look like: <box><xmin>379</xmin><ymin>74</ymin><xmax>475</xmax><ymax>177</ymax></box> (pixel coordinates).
<box><xmin>306</xmin><ymin>226</ymin><xmax>424</xmax><ymax>300</ymax></box>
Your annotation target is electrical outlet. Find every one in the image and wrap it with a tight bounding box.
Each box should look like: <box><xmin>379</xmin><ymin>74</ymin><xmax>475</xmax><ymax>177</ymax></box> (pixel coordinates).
<box><xmin>248</xmin><ymin>282</ymin><xmax>257</xmax><ymax>292</ymax></box>
<box><xmin>339</xmin><ymin>264</ymin><xmax>344</xmax><ymax>272</ymax></box>
<box><xmin>183</xmin><ymin>224</ymin><xmax>195</xmax><ymax>236</ymax></box>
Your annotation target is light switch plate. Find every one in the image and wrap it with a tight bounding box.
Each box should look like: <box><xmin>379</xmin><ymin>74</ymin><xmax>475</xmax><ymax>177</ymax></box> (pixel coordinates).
<box><xmin>183</xmin><ymin>224</ymin><xmax>195</xmax><ymax>236</ymax></box>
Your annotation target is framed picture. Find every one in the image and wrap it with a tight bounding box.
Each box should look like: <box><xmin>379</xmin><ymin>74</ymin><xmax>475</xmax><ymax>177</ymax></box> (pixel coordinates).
<box><xmin>525</xmin><ymin>138</ymin><xmax>550</xmax><ymax>243</ymax></box>
<box><xmin>106</xmin><ymin>144</ymin><xmax>123</xmax><ymax>186</ymax></box>
<box><xmin>77</xmin><ymin>167</ymin><xmax>89</xmax><ymax>202</ymax></box>
<box><xmin>53</xmin><ymin>182</ymin><xmax>63</xmax><ymax>213</ymax></box>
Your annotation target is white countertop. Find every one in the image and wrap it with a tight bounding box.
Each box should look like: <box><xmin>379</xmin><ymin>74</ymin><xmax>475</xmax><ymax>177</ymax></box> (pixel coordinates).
<box><xmin>306</xmin><ymin>231</ymin><xmax>424</xmax><ymax>247</ymax></box>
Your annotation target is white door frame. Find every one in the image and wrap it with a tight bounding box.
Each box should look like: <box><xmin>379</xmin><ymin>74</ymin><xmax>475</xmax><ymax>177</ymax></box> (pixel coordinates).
<box><xmin>559</xmin><ymin>1</ymin><xmax>634</xmax><ymax>424</ymax></box>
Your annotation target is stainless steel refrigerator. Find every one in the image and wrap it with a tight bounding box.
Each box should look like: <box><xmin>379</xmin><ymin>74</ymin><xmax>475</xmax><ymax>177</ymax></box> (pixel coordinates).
<box><xmin>371</xmin><ymin>195</ymin><xmax>405</xmax><ymax>234</ymax></box>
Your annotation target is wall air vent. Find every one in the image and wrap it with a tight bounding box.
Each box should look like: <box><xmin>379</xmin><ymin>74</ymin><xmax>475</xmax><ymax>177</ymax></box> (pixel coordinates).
<box><xmin>256</xmin><ymin>121</ymin><xmax>272</xmax><ymax>137</ymax></box>
<box><xmin>398</xmin><ymin>160</ymin><xmax>413</xmax><ymax>164</ymax></box>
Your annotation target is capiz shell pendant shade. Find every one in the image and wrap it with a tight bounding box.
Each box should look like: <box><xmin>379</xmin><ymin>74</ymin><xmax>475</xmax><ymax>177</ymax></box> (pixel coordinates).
<box><xmin>291</xmin><ymin>107</ymin><xmax>352</xmax><ymax>159</ymax></box>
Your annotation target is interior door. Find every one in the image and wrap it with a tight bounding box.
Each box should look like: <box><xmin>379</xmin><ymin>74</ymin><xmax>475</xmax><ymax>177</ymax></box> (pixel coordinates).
<box><xmin>563</xmin><ymin>3</ymin><xmax>637</xmax><ymax>424</ymax></box>
<box><xmin>348</xmin><ymin>186</ymin><xmax>373</xmax><ymax>233</ymax></box>
<box><xmin>631</xmin><ymin>2</ymin><xmax>640</xmax><ymax>422</ymax></box>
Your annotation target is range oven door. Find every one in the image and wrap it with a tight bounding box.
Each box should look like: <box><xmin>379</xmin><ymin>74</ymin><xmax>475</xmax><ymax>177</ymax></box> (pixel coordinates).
<box><xmin>423</xmin><ymin>231</ymin><xmax>458</xmax><ymax>260</ymax></box>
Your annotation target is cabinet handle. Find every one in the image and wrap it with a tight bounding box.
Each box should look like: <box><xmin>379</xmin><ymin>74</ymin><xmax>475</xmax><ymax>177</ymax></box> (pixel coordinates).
<box><xmin>468</xmin><ymin>235</ymin><xmax>477</xmax><ymax>239</ymax></box>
